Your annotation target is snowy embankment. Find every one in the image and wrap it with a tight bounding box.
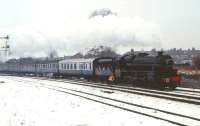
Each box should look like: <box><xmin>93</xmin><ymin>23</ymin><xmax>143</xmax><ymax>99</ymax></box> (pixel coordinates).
<box><xmin>0</xmin><ymin>76</ymin><xmax>199</xmax><ymax>126</ymax></box>
<box><xmin>14</xmin><ymin>76</ymin><xmax>200</xmax><ymax>119</ymax></box>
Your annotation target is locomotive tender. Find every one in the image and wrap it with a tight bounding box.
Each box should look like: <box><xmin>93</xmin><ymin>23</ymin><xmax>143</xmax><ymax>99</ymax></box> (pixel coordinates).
<box><xmin>0</xmin><ymin>52</ymin><xmax>181</xmax><ymax>89</ymax></box>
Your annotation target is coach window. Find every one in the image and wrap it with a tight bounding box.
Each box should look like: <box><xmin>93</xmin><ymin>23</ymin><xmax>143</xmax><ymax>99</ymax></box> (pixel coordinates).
<box><xmin>67</xmin><ymin>64</ymin><xmax>69</xmax><ymax>70</ymax></box>
<box><xmin>81</xmin><ymin>64</ymin><xmax>83</xmax><ymax>70</ymax></box>
<box><xmin>79</xmin><ymin>64</ymin><xmax>81</xmax><ymax>70</ymax></box>
<box><xmin>85</xmin><ymin>64</ymin><xmax>87</xmax><ymax>70</ymax></box>
<box><xmin>70</xmin><ymin>64</ymin><xmax>73</xmax><ymax>70</ymax></box>
<box><xmin>64</xmin><ymin>64</ymin><xmax>66</xmax><ymax>69</ymax></box>
<box><xmin>89</xmin><ymin>63</ymin><xmax>92</xmax><ymax>70</ymax></box>
<box><xmin>79</xmin><ymin>64</ymin><xmax>82</xmax><ymax>70</ymax></box>
<box><xmin>82</xmin><ymin>64</ymin><xmax>84</xmax><ymax>70</ymax></box>
<box><xmin>61</xmin><ymin>64</ymin><xmax>63</xmax><ymax>69</ymax></box>
<box><xmin>74</xmin><ymin>64</ymin><xmax>76</xmax><ymax>70</ymax></box>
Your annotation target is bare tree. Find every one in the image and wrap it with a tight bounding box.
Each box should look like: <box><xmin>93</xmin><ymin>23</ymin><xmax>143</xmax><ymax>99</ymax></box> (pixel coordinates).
<box><xmin>84</xmin><ymin>46</ymin><xmax>119</xmax><ymax>58</ymax></box>
<box><xmin>48</xmin><ymin>50</ymin><xmax>58</xmax><ymax>59</ymax></box>
<box><xmin>71</xmin><ymin>52</ymin><xmax>84</xmax><ymax>58</ymax></box>
<box><xmin>192</xmin><ymin>55</ymin><xmax>200</xmax><ymax>69</ymax></box>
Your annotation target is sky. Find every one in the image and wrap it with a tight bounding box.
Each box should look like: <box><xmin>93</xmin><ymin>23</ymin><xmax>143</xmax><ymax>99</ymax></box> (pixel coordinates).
<box><xmin>0</xmin><ymin>0</ymin><xmax>200</xmax><ymax>58</ymax></box>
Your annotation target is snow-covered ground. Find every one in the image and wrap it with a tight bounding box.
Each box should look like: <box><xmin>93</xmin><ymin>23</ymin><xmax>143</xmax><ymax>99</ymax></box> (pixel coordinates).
<box><xmin>0</xmin><ymin>76</ymin><xmax>199</xmax><ymax>126</ymax></box>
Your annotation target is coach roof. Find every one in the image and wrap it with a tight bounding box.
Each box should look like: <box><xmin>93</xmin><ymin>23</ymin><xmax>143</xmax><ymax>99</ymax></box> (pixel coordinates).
<box><xmin>59</xmin><ymin>58</ymin><xmax>96</xmax><ymax>63</ymax></box>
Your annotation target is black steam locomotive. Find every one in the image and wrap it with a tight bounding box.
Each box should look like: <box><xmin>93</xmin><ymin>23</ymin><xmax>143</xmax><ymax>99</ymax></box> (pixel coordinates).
<box><xmin>93</xmin><ymin>52</ymin><xmax>181</xmax><ymax>89</ymax></box>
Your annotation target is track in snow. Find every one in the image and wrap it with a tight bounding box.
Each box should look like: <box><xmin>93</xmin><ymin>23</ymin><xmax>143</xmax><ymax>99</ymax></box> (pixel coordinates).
<box><xmin>5</xmin><ymin>76</ymin><xmax>200</xmax><ymax>126</ymax></box>
<box><xmin>12</xmin><ymin>75</ymin><xmax>200</xmax><ymax>105</ymax></box>
<box><xmin>176</xmin><ymin>87</ymin><xmax>200</xmax><ymax>95</ymax></box>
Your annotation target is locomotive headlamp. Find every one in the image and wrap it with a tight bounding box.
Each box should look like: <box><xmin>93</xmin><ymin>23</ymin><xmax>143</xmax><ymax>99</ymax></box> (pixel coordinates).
<box><xmin>108</xmin><ymin>75</ymin><xmax>115</xmax><ymax>81</ymax></box>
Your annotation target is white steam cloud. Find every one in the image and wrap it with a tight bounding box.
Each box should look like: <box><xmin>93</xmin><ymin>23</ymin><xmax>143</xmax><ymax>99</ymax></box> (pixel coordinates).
<box><xmin>3</xmin><ymin>9</ymin><xmax>162</xmax><ymax>59</ymax></box>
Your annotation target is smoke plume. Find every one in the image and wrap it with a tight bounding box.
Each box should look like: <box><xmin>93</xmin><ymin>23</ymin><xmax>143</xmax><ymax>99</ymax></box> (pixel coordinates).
<box><xmin>4</xmin><ymin>8</ymin><xmax>162</xmax><ymax>59</ymax></box>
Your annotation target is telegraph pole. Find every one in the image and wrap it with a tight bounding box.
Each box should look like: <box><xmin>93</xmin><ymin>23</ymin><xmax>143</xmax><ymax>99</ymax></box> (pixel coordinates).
<box><xmin>0</xmin><ymin>35</ymin><xmax>10</xmax><ymax>62</ymax></box>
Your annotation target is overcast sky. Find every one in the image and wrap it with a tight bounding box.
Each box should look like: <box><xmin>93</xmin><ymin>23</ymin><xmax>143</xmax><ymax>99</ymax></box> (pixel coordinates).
<box><xmin>0</xmin><ymin>0</ymin><xmax>200</xmax><ymax>57</ymax></box>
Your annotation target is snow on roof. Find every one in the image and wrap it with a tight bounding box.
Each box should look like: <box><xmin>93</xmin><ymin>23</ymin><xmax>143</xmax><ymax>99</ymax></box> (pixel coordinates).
<box><xmin>59</xmin><ymin>58</ymin><xmax>96</xmax><ymax>63</ymax></box>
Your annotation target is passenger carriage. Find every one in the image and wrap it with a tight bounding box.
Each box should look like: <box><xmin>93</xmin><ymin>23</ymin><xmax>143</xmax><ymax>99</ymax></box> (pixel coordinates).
<box><xmin>59</xmin><ymin>58</ymin><xmax>95</xmax><ymax>79</ymax></box>
<box><xmin>35</xmin><ymin>59</ymin><xmax>59</xmax><ymax>77</ymax></box>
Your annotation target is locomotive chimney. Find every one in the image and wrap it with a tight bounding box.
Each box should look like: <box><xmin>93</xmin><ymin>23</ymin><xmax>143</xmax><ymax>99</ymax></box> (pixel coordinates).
<box><xmin>130</xmin><ymin>49</ymin><xmax>134</xmax><ymax>54</ymax></box>
<box><xmin>157</xmin><ymin>51</ymin><xmax>163</xmax><ymax>56</ymax></box>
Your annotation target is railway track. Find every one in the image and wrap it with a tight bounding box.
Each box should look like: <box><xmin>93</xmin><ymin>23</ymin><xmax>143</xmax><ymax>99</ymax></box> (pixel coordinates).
<box><xmin>173</xmin><ymin>90</ymin><xmax>200</xmax><ymax>97</ymax></box>
<box><xmin>13</xmin><ymin>75</ymin><xmax>200</xmax><ymax>105</ymax></box>
<box><xmin>72</xmin><ymin>78</ymin><xmax>200</xmax><ymax>98</ymax></box>
<box><xmin>176</xmin><ymin>87</ymin><xmax>200</xmax><ymax>94</ymax></box>
<box><xmin>5</xmin><ymin>76</ymin><xmax>200</xmax><ymax>126</ymax></box>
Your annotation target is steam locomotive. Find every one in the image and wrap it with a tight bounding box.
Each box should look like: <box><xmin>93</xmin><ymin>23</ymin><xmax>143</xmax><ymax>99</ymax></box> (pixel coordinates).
<box><xmin>0</xmin><ymin>52</ymin><xmax>181</xmax><ymax>89</ymax></box>
<box><xmin>94</xmin><ymin>52</ymin><xmax>181</xmax><ymax>89</ymax></box>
